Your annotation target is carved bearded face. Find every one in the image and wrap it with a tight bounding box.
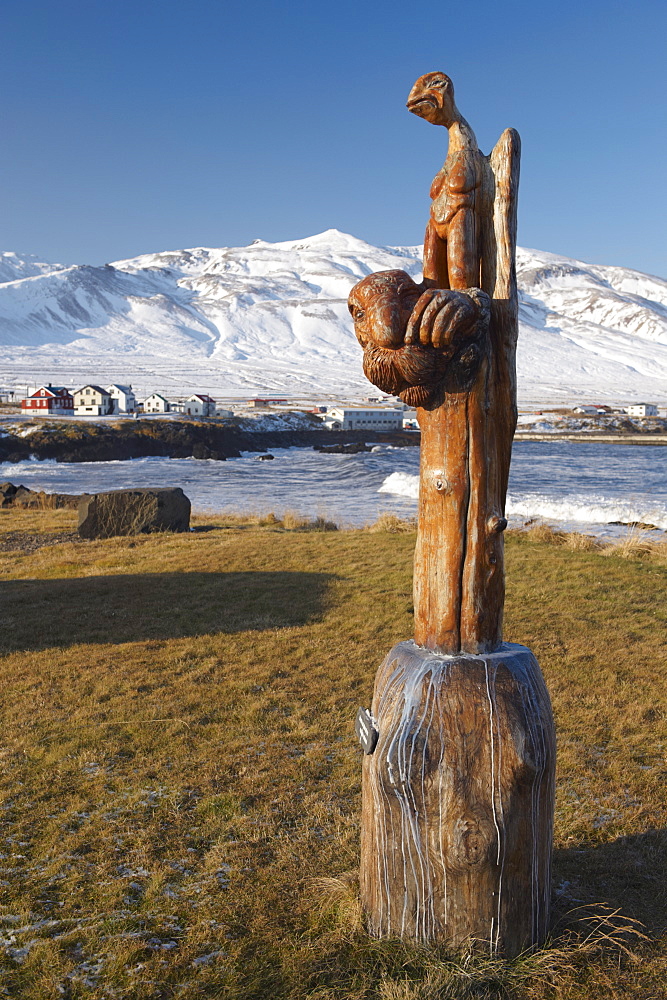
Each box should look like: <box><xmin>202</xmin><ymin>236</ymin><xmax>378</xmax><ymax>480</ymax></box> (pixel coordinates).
<box><xmin>348</xmin><ymin>271</ymin><xmax>448</xmax><ymax>407</ymax></box>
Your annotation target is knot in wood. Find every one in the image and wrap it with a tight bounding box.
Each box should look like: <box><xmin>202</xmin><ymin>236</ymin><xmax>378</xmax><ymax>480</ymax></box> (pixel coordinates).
<box><xmin>449</xmin><ymin>817</ymin><xmax>497</xmax><ymax>872</ymax></box>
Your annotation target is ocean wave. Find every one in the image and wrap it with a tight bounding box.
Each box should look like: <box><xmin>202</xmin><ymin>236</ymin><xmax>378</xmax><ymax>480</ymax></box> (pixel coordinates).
<box><xmin>379</xmin><ymin>472</ymin><xmax>667</xmax><ymax>530</ymax></box>
<box><xmin>506</xmin><ymin>493</ymin><xmax>667</xmax><ymax>531</ymax></box>
<box><xmin>379</xmin><ymin>471</ymin><xmax>419</xmax><ymax>499</ymax></box>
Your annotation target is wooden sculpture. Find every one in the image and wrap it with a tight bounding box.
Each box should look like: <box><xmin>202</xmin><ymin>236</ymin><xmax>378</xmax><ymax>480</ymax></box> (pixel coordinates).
<box><xmin>350</xmin><ymin>73</ymin><xmax>556</xmax><ymax>957</ymax></box>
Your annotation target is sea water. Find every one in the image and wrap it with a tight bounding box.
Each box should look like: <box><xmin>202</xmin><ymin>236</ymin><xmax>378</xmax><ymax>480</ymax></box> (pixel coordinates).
<box><xmin>1</xmin><ymin>441</ymin><xmax>665</xmax><ymax>537</ymax></box>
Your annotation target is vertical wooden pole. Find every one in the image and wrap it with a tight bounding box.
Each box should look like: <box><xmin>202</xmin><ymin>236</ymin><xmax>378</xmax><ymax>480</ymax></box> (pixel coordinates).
<box><xmin>352</xmin><ymin>73</ymin><xmax>555</xmax><ymax>956</ymax></box>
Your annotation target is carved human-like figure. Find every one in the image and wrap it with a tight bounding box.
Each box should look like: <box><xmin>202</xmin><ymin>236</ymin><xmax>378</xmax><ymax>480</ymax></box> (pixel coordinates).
<box><xmin>406</xmin><ymin>71</ymin><xmax>488</xmax><ymax>292</ymax></box>
<box><xmin>348</xmin><ymin>269</ymin><xmax>488</xmax><ymax>407</ymax></box>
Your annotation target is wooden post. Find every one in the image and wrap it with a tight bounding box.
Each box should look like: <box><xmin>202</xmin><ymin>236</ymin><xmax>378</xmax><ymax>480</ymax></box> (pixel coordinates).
<box><xmin>360</xmin><ymin>642</ymin><xmax>555</xmax><ymax>952</ymax></box>
<box><xmin>348</xmin><ymin>72</ymin><xmax>556</xmax><ymax>956</ymax></box>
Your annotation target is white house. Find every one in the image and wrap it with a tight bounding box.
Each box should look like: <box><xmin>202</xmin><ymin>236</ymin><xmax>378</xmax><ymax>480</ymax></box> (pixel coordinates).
<box><xmin>573</xmin><ymin>405</ymin><xmax>602</xmax><ymax>415</ymax></box>
<box><xmin>183</xmin><ymin>393</ymin><xmax>216</xmax><ymax>417</ymax></box>
<box><xmin>107</xmin><ymin>383</ymin><xmax>136</xmax><ymax>414</ymax></box>
<box><xmin>626</xmin><ymin>403</ymin><xmax>658</xmax><ymax>417</ymax></box>
<box><xmin>143</xmin><ymin>392</ymin><xmax>171</xmax><ymax>413</ymax></box>
<box><xmin>323</xmin><ymin>407</ymin><xmax>404</xmax><ymax>431</ymax></box>
<box><xmin>73</xmin><ymin>385</ymin><xmax>114</xmax><ymax>416</ymax></box>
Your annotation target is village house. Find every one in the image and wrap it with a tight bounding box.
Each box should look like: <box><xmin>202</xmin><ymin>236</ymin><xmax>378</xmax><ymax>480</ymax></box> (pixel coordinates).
<box><xmin>143</xmin><ymin>392</ymin><xmax>171</xmax><ymax>414</ymax></box>
<box><xmin>322</xmin><ymin>407</ymin><xmax>404</xmax><ymax>431</ymax></box>
<box><xmin>182</xmin><ymin>393</ymin><xmax>216</xmax><ymax>417</ymax></box>
<box><xmin>247</xmin><ymin>397</ymin><xmax>286</xmax><ymax>407</ymax></box>
<box><xmin>21</xmin><ymin>385</ymin><xmax>74</xmax><ymax>415</ymax></box>
<box><xmin>73</xmin><ymin>385</ymin><xmax>114</xmax><ymax>416</ymax></box>
<box><xmin>107</xmin><ymin>383</ymin><xmax>136</xmax><ymax>414</ymax></box>
<box><xmin>626</xmin><ymin>403</ymin><xmax>658</xmax><ymax>417</ymax></box>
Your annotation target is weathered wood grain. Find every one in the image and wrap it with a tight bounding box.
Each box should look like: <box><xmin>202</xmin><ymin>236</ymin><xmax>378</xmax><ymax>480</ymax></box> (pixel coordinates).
<box><xmin>406</xmin><ymin>73</ymin><xmax>520</xmax><ymax>654</ymax></box>
<box><xmin>360</xmin><ymin>641</ymin><xmax>556</xmax><ymax>955</ymax></box>
<box><xmin>350</xmin><ymin>73</ymin><xmax>554</xmax><ymax>954</ymax></box>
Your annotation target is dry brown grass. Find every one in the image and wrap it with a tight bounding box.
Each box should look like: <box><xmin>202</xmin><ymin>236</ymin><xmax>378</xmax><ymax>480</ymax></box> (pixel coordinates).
<box><xmin>601</xmin><ymin>527</ymin><xmax>667</xmax><ymax>561</ymax></box>
<box><xmin>561</xmin><ymin>532</ymin><xmax>602</xmax><ymax>552</ymax></box>
<box><xmin>0</xmin><ymin>508</ymin><xmax>666</xmax><ymax>998</ymax></box>
<box><xmin>364</xmin><ymin>512</ymin><xmax>417</xmax><ymax>533</ymax></box>
<box><xmin>0</xmin><ymin>507</ymin><xmax>76</xmax><ymax>534</ymax></box>
<box><xmin>510</xmin><ymin>521</ymin><xmax>667</xmax><ymax>561</ymax></box>
<box><xmin>281</xmin><ymin>510</ymin><xmax>338</xmax><ymax>532</ymax></box>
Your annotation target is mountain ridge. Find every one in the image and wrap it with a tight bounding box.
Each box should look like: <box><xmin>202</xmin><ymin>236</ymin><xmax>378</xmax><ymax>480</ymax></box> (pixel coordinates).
<box><xmin>0</xmin><ymin>230</ymin><xmax>665</xmax><ymax>405</ymax></box>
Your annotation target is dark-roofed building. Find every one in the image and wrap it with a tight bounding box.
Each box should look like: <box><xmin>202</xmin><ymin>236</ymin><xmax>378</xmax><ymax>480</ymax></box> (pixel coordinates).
<box><xmin>21</xmin><ymin>385</ymin><xmax>74</xmax><ymax>415</ymax></box>
<box><xmin>73</xmin><ymin>385</ymin><xmax>114</xmax><ymax>416</ymax></box>
<box><xmin>107</xmin><ymin>383</ymin><xmax>137</xmax><ymax>413</ymax></box>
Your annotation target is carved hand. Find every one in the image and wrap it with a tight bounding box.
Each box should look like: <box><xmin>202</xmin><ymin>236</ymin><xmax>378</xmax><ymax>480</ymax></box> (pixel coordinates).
<box><xmin>405</xmin><ymin>289</ymin><xmax>480</xmax><ymax>350</ymax></box>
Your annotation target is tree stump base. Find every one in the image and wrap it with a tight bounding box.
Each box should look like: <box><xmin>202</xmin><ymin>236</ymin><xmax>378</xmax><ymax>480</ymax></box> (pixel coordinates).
<box><xmin>360</xmin><ymin>640</ymin><xmax>556</xmax><ymax>956</ymax></box>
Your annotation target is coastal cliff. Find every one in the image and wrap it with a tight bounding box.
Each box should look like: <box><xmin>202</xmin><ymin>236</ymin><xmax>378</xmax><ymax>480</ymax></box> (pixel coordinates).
<box><xmin>0</xmin><ymin>417</ymin><xmax>419</xmax><ymax>465</ymax></box>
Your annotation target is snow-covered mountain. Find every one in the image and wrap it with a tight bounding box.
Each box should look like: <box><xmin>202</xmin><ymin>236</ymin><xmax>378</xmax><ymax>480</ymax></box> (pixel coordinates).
<box><xmin>0</xmin><ymin>251</ymin><xmax>66</xmax><ymax>285</ymax></box>
<box><xmin>0</xmin><ymin>230</ymin><xmax>665</xmax><ymax>406</ymax></box>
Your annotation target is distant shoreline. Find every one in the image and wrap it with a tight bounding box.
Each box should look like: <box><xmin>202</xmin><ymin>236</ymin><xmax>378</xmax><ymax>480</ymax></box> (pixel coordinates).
<box><xmin>0</xmin><ymin>418</ymin><xmax>419</xmax><ymax>465</ymax></box>
<box><xmin>1</xmin><ymin>417</ymin><xmax>666</xmax><ymax>466</ymax></box>
<box><xmin>513</xmin><ymin>432</ymin><xmax>667</xmax><ymax>446</ymax></box>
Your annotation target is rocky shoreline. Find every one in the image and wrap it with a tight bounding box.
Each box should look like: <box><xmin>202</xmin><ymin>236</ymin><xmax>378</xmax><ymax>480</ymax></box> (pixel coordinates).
<box><xmin>0</xmin><ymin>418</ymin><xmax>419</xmax><ymax>465</ymax></box>
<box><xmin>2</xmin><ymin>416</ymin><xmax>665</xmax><ymax>468</ymax></box>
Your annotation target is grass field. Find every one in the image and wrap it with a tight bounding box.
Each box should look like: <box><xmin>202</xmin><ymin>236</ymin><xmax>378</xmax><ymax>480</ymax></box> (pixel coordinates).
<box><xmin>0</xmin><ymin>508</ymin><xmax>666</xmax><ymax>999</ymax></box>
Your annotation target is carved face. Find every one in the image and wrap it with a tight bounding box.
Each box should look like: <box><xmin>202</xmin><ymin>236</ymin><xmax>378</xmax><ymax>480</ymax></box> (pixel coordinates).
<box><xmin>406</xmin><ymin>72</ymin><xmax>456</xmax><ymax>127</ymax></box>
<box><xmin>348</xmin><ymin>270</ymin><xmax>422</xmax><ymax>350</ymax></box>
<box><xmin>348</xmin><ymin>270</ymin><xmax>447</xmax><ymax>407</ymax></box>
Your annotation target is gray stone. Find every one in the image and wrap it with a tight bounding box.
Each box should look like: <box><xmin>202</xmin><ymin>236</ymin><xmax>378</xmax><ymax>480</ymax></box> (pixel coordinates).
<box><xmin>77</xmin><ymin>488</ymin><xmax>191</xmax><ymax>539</ymax></box>
<box><xmin>1</xmin><ymin>482</ymin><xmax>81</xmax><ymax>509</ymax></box>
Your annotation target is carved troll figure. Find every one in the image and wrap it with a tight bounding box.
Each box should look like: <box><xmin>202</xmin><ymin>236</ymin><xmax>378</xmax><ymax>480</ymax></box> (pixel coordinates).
<box><xmin>348</xmin><ymin>270</ymin><xmax>488</xmax><ymax>407</ymax></box>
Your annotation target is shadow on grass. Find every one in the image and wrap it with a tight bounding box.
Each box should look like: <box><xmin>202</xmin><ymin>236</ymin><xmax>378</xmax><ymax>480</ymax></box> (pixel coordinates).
<box><xmin>553</xmin><ymin>828</ymin><xmax>667</xmax><ymax>936</ymax></box>
<box><xmin>0</xmin><ymin>571</ymin><xmax>335</xmax><ymax>651</ymax></box>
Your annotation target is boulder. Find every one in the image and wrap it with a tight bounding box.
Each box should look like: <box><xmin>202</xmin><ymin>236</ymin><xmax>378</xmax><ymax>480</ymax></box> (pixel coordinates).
<box><xmin>78</xmin><ymin>488</ymin><xmax>191</xmax><ymax>539</ymax></box>
<box><xmin>0</xmin><ymin>482</ymin><xmax>81</xmax><ymax>509</ymax></box>
<box><xmin>0</xmin><ymin>482</ymin><xmax>18</xmax><ymax>506</ymax></box>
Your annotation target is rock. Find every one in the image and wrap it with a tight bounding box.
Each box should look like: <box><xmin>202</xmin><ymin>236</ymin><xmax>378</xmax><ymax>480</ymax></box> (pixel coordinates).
<box><xmin>0</xmin><ymin>482</ymin><xmax>81</xmax><ymax>509</ymax></box>
<box><xmin>314</xmin><ymin>442</ymin><xmax>372</xmax><ymax>454</ymax></box>
<box><xmin>190</xmin><ymin>443</ymin><xmax>226</xmax><ymax>461</ymax></box>
<box><xmin>0</xmin><ymin>482</ymin><xmax>18</xmax><ymax>506</ymax></box>
<box><xmin>608</xmin><ymin>520</ymin><xmax>658</xmax><ymax>531</ymax></box>
<box><xmin>77</xmin><ymin>488</ymin><xmax>191</xmax><ymax>538</ymax></box>
<box><xmin>256</xmin><ymin>453</ymin><xmax>275</xmax><ymax>461</ymax></box>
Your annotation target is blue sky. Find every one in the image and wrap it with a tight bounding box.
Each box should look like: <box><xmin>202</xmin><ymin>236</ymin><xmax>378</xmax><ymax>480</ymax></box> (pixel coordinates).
<box><xmin>2</xmin><ymin>0</ymin><xmax>666</xmax><ymax>276</ymax></box>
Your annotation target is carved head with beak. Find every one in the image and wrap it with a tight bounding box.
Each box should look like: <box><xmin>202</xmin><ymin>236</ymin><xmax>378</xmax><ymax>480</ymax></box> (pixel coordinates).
<box><xmin>406</xmin><ymin>72</ymin><xmax>458</xmax><ymax>128</ymax></box>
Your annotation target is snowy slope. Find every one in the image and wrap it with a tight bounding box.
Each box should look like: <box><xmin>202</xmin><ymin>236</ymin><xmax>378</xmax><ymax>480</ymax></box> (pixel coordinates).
<box><xmin>0</xmin><ymin>251</ymin><xmax>65</xmax><ymax>285</ymax></box>
<box><xmin>0</xmin><ymin>231</ymin><xmax>665</xmax><ymax>405</ymax></box>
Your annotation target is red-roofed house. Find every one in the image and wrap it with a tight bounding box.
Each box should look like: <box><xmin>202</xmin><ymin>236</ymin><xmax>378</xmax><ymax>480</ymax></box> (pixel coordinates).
<box><xmin>21</xmin><ymin>385</ymin><xmax>74</xmax><ymax>415</ymax></box>
<box><xmin>183</xmin><ymin>393</ymin><xmax>216</xmax><ymax>417</ymax></box>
